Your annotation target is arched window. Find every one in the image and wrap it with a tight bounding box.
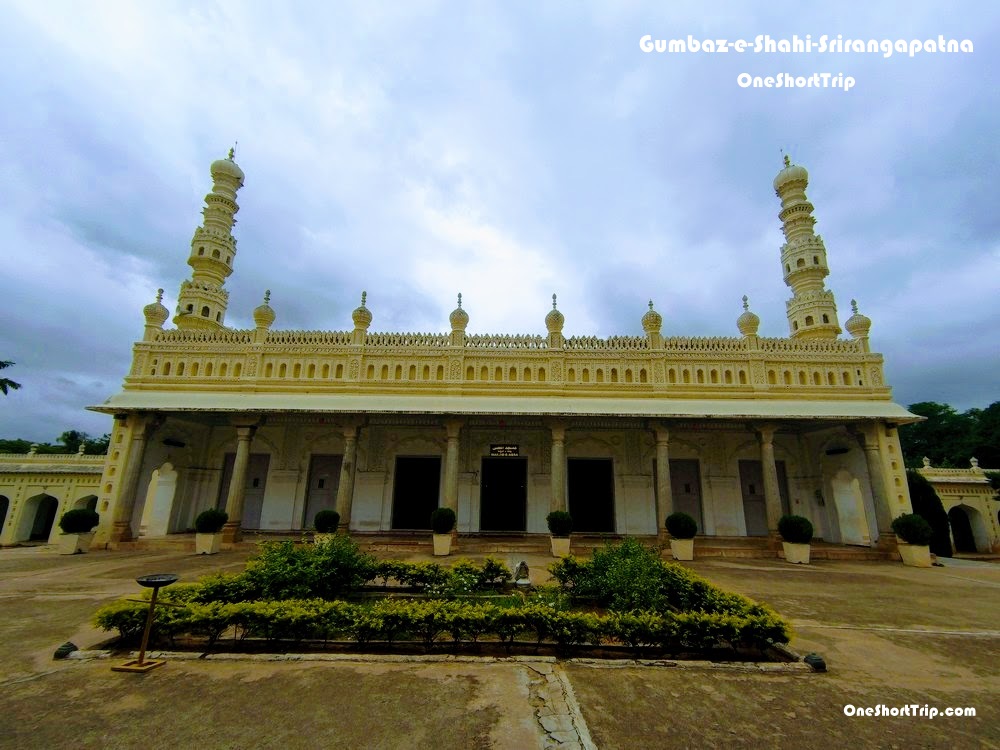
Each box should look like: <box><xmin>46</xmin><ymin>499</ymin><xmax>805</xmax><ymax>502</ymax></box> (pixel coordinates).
<box><xmin>212</xmin><ymin>249</ymin><xmax>221</xmax><ymax>259</ymax></box>
<box><xmin>805</xmin><ymin>315</ymin><xmax>814</xmax><ymax>326</ymax></box>
<box><xmin>205</xmin><ymin>362</ymin><xmax>213</xmax><ymax>377</ymax></box>
<box><xmin>234</xmin><ymin>363</ymin><xmax>242</xmax><ymax>377</ymax></box>
<box><xmin>538</xmin><ymin>367</ymin><xmax>546</xmax><ymax>382</ymax></box>
<box><xmin>783</xmin><ymin>370</ymin><xmax>792</xmax><ymax>385</ymax></box>
<box><xmin>436</xmin><ymin>365</ymin><xmax>444</xmax><ymax>381</ymax></box>
<box><xmin>201</xmin><ymin>306</ymin><xmax>210</xmax><ymax>317</ymax></box>
<box><xmin>198</xmin><ymin>246</ymin><xmax>205</xmax><ymax>256</ymax></box>
<box><xmin>768</xmin><ymin>370</ymin><xmax>776</xmax><ymax>385</ymax></box>
<box><xmin>582</xmin><ymin>369</ymin><xmax>590</xmax><ymax>383</ymax></box>
<box><xmin>610</xmin><ymin>368</ymin><xmax>618</xmax><ymax>383</ymax></box>
<box><xmin>639</xmin><ymin>368</ymin><xmax>648</xmax><ymax>383</ymax></box>
<box><xmin>278</xmin><ymin>363</ymin><xmax>287</xmax><ymax>378</ymax></box>
<box><xmin>220</xmin><ymin>363</ymin><xmax>228</xmax><ymax>377</ymax></box>
<box><xmin>724</xmin><ymin>370</ymin><xmax>733</xmax><ymax>384</ymax></box>
<box><xmin>293</xmin><ymin>363</ymin><xmax>302</xmax><ymax>378</ymax></box>
<box><xmin>466</xmin><ymin>366</ymin><xmax>474</xmax><ymax>380</ymax></box>
<box><xmin>710</xmin><ymin>369</ymin><xmax>718</xmax><ymax>384</ymax></box>
<box><xmin>307</xmin><ymin>364</ymin><xmax>315</xmax><ymax>378</ymax></box>
<box><xmin>177</xmin><ymin>362</ymin><xmax>185</xmax><ymax>376</ymax></box>
<box><xmin>568</xmin><ymin>368</ymin><xmax>576</xmax><ymax>383</ymax></box>
<box><xmin>798</xmin><ymin>371</ymin><xmax>807</xmax><ymax>385</ymax></box>
<box><xmin>509</xmin><ymin>366</ymin><xmax>517</xmax><ymax>381</ymax></box>
<box><xmin>163</xmin><ymin>362</ymin><xmax>172</xmax><ymax>376</ymax></box>
<box><xmin>739</xmin><ymin>370</ymin><xmax>748</xmax><ymax>385</ymax></box>
<box><xmin>480</xmin><ymin>366</ymin><xmax>488</xmax><ymax>381</ymax></box>
<box><xmin>822</xmin><ymin>314</ymin><xmax>829</xmax><ymax>324</ymax></box>
<box><xmin>523</xmin><ymin>367</ymin><xmax>532</xmax><ymax>382</ymax></box>
<box><xmin>191</xmin><ymin>362</ymin><xmax>199</xmax><ymax>376</ymax></box>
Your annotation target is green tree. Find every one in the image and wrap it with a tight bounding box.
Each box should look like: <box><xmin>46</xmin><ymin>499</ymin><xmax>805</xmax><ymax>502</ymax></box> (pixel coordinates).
<box><xmin>905</xmin><ymin>471</ymin><xmax>952</xmax><ymax>558</ymax></box>
<box><xmin>898</xmin><ymin>402</ymin><xmax>975</xmax><ymax>468</ymax></box>
<box><xmin>968</xmin><ymin>402</ymin><xmax>1000</xmax><ymax>468</ymax></box>
<box><xmin>0</xmin><ymin>360</ymin><xmax>21</xmax><ymax>395</ymax></box>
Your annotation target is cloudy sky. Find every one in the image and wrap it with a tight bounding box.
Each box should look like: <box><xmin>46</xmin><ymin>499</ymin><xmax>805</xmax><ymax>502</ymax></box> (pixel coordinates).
<box><xmin>1</xmin><ymin>1</ymin><xmax>997</xmax><ymax>443</ymax></box>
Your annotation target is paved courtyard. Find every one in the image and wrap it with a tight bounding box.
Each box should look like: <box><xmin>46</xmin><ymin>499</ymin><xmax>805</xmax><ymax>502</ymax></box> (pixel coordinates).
<box><xmin>0</xmin><ymin>544</ymin><xmax>997</xmax><ymax>749</ymax></box>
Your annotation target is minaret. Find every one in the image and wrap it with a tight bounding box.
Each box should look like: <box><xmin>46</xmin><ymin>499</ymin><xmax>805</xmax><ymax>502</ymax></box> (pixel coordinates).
<box><xmin>173</xmin><ymin>149</ymin><xmax>245</xmax><ymax>329</ymax></box>
<box><xmin>773</xmin><ymin>155</ymin><xmax>841</xmax><ymax>339</ymax></box>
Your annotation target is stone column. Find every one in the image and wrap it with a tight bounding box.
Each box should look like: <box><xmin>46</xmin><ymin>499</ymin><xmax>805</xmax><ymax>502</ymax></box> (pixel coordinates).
<box><xmin>109</xmin><ymin>413</ymin><xmax>157</xmax><ymax>543</ymax></box>
<box><xmin>443</xmin><ymin>419</ymin><xmax>462</xmax><ymax>519</ymax></box>
<box><xmin>757</xmin><ymin>424</ymin><xmax>783</xmax><ymax>540</ymax></box>
<box><xmin>858</xmin><ymin>424</ymin><xmax>895</xmax><ymax>546</ymax></box>
<box><xmin>335</xmin><ymin>424</ymin><xmax>360</xmax><ymax>531</ymax></box>
<box><xmin>654</xmin><ymin>425</ymin><xmax>673</xmax><ymax>540</ymax></box>
<box><xmin>549</xmin><ymin>422</ymin><xmax>567</xmax><ymax>513</ymax></box>
<box><xmin>222</xmin><ymin>425</ymin><xmax>256</xmax><ymax>544</ymax></box>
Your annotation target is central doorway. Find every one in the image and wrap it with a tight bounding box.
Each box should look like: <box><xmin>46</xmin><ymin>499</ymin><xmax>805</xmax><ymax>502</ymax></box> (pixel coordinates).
<box><xmin>739</xmin><ymin>459</ymin><xmax>791</xmax><ymax>536</ymax></box>
<box><xmin>568</xmin><ymin>458</ymin><xmax>615</xmax><ymax>533</ymax></box>
<box><xmin>391</xmin><ymin>456</ymin><xmax>442</xmax><ymax>530</ymax></box>
<box><xmin>479</xmin><ymin>458</ymin><xmax>527</xmax><ymax>532</ymax></box>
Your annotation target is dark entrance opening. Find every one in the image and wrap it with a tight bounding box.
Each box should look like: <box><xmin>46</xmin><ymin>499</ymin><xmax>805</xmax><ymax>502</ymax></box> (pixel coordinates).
<box><xmin>480</xmin><ymin>458</ymin><xmax>527</xmax><ymax>532</ymax></box>
<box><xmin>30</xmin><ymin>496</ymin><xmax>58</xmax><ymax>541</ymax></box>
<box><xmin>948</xmin><ymin>507</ymin><xmax>977</xmax><ymax>553</ymax></box>
<box><xmin>218</xmin><ymin>453</ymin><xmax>271</xmax><ymax>530</ymax></box>
<box><xmin>739</xmin><ymin>460</ymin><xmax>791</xmax><ymax>536</ymax></box>
<box><xmin>568</xmin><ymin>458</ymin><xmax>615</xmax><ymax>533</ymax></box>
<box><xmin>392</xmin><ymin>456</ymin><xmax>442</xmax><ymax>530</ymax></box>
<box><xmin>304</xmin><ymin>454</ymin><xmax>342</xmax><ymax>528</ymax></box>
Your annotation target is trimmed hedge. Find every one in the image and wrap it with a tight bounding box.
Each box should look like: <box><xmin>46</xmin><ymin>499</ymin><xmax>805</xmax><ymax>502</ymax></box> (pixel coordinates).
<box><xmin>95</xmin><ymin>596</ymin><xmax>788</xmax><ymax>655</ymax></box>
<box><xmin>891</xmin><ymin>513</ymin><xmax>933</xmax><ymax>546</ymax></box>
<box><xmin>665</xmin><ymin>512</ymin><xmax>697</xmax><ymax>539</ymax></box>
<box><xmin>778</xmin><ymin>515</ymin><xmax>813</xmax><ymax>544</ymax></box>
<box><xmin>430</xmin><ymin>507</ymin><xmax>456</xmax><ymax>534</ymax></box>
<box><xmin>313</xmin><ymin>510</ymin><xmax>341</xmax><ymax>533</ymax></box>
<box><xmin>195</xmin><ymin>508</ymin><xmax>228</xmax><ymax>534</ymax></box>
<box><xmin>546</xmin><ymin>510</ymin><xmax>573</xmax><ymax>537</ymax></box>
<box><xmin>59</xmin><ymin>508</ymin><xmax>99</xmax><ymax>534</ymax></box>
<box><xmin>94</xmin><ymin>537</ymin><xmax>789</xmax><ymax>657</ymax></box>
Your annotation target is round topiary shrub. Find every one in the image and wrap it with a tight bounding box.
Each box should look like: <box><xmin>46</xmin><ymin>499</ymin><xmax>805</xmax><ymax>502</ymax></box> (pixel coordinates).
<box><xmin>891</xmin><ymin>513</ymin><xmax>933</xmax><ymax>546</ymax></box>
<box><xmin>195</xmin><ymin>508</ymin><xmax>228</xmax><ymax>534</ymax></box>
<box><xmin>665</xmin><ymin>511</ymin><xmax>697</xmax><ymax>539</ymax></box>
<box><xmin>546</xmin><ymin>510</ymin><xmax>573</xmax><ymax>537</ymax></box>
<box><xmin>313</xmin><ymin>509</ymin><xmax>341</xmax><ymax>533</ymax></box>
<box><xmin>778</xmin><ymin>514</ymin><xmax>814</xmax><ymax>544</ymax></box>
<box><xmin>430</xmin><ymin>507</ymin><xmax>456</xmax><ymax>534</ymax></box>
<box><xmin>59</xmin><ymin>508</ymin><xmax>99</xmax><ymax>534</ymax></box>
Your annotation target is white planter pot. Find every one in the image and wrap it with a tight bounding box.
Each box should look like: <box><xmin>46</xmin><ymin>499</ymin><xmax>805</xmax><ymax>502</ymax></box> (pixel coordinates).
<box><xmin>432</xmin><ymin>533</ymin><xmax>452</xmax><ymax>556</ymax></box>
<box><xmin>782</xmin><ymin>541</ymin><xmax>811</xmax><ymax>564</ymax></box>
<box><xmin>669</xmin><ymin>538</ymin><xmax>694</xmax><ymax>561</ymax></box>
<box><xmin>550</xmin><ymin>536</ymin><xmax>571</xmax><ymax>557</ymax></box>
<box><xmin>196</xmin><ymin>533</ymin><xmax>223</xmax><ymax>555</ymax></box>
<box><xmin>58</xmin><ymin>531</ymin><xmax>95</xmax><ymax>555</ymax></box>
<box><xmin>898</xmin><ymin>542</ymin><xmax>932</xmax><ymax>568</ymax></box>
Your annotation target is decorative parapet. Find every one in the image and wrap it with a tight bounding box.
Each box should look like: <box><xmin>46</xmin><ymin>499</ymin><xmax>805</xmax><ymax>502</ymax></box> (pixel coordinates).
<box><xmin>0</xmin><ymin>452</ymin><xmax>107</xmax><ymax>474</ymax></box>
<box><xmin>123</xmin><ymin>323</ymin><xmax>889</xmax><ymax>397</ymax></box>
<box><xmin>154</xmin><ymin>329</ymin><xmax>253</xmax><ymax>344</ymax></box>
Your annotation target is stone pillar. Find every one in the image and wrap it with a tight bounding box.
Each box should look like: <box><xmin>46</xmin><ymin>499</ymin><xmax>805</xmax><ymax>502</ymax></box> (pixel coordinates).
<box><xmin>110</xmin><ymin>413</ymin><xmax>158</xmax><ymax>543</ymax></box>
<box><xmin>335</xmin><ymin>424</ymin><xmax>360</xmax><ymax>531</ymax></box>
<box><xmin>222</xmin><ymin>425</ymin><xmax>256</xmax><ymax>543</ymax></box>
<box><xmin>654</xmin><ymin>425</ymin><xmax>673</xmax><ymax>540</ymax></box>
<box><xmin>858</xmin><ymin>424</ymin><xmax>895</xmax><ymax>546</ymax></box>
<box><xmin>443</xmin><ymin>419</ymin><xmax>462</xmax><ymax>518</ymax></box>
<box><xmin>549</xmin><ymin>422</ymin><xmax>567</xmax><ymax>513</ymax></box>
<box><xmin>757</xmin><ymin>424</ymin><xmax>783</xmax><ymax>541</ymax></box>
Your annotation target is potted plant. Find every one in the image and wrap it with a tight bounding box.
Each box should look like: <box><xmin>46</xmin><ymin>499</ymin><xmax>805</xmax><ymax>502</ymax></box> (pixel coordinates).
<box><xmin>778</xmin><ymin>514</ymin><xmax>813</xmax><ymax>564</ymax></box>
<box><xmin>892</xmin><ymin>513</ymin><xmax>933</xmax><ymax>567</ymax></box>
<box><xmin>195</xmin><ymin>508</ymin><xmax>228</xmax><ymax>555</ymax></box>
<box><xmin>546</xmin><ymin>510</ymin><xmax>573</xmax><ymax>557</ymax></box>
<box><xmin>430</xmin><ymin>507</ymin><xmax>456</xmax><ymax>556</ymax></box>
<box><xmin>313</xmin><ymin>509</ymin><xmax>341</xmax><ymax>543</ymax></box>
<box><xmin>665</xmin><ymin>511</ymin><xmax>697</xmax><ymax>561</ymax></box>
<box><xmin>57</xmin><ymin>508</ymin><xmax>99</xmax><ymax>554</ymax></box>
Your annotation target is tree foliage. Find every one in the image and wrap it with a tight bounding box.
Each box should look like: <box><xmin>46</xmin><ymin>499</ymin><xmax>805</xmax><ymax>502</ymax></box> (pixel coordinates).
<box><xmin>905</xmin><ymin>471</ymin><xmax>952</xmax><ymax>558</ymax></box>
<box><xmin>0</xmin><ymin>430</ymin><xmax>110</xmax><ymax>455</ymax></box>
<box><xmin>898</xmin><ymin>401</ymin><xmax>1000</xmax><ymax>469</ymax></box>
<box><xmin>0</xmin><ymin>360</ymin><xmax>21</xmax><ymax>395</ymax></box>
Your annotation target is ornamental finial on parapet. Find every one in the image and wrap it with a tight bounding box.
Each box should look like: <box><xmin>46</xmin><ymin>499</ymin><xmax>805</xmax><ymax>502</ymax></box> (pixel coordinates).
<box><xmin>737</xmin><ymin>295</ymin><xmax>760</xmax><ymax>337</ymax></box>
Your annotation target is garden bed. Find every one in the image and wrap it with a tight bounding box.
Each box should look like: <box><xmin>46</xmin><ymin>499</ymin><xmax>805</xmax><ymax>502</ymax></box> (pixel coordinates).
<box><xmin>95</xmin><ymin>537</ymin><xmax>791</xmax><ymax>661</ymax></box>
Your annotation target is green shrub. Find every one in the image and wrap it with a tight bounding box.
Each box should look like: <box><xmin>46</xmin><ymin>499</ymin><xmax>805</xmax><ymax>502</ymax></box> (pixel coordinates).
<box><xmin>430</xmin><ymin>507</ymin><xmax>456</xmax><ymax>534</ymax></box>
<box><xmin>195</xmin><ymin>508</ymin><xmax>228</xmax><ymax>534</ymax></box>
<box><xmin>243</xmin><ymin>538</ymin><xmax>376</xmax><ymax>600</ymax></box>
<box><xmin>546</xmin><ymin>510</ymin><xmax>572</xmax><ymax>537</ymax></box>
<box><xmin>665</xmin><ymin>512</ymin><xmax>697</xmax><ymax>539</ymax></box>
<box><xmin>59</xmin><ymin>508</ymin><xmax>99</xmax><ymax>534</ymax></box>
<box><xmin>778</xmin><ymin>515</ymin><xmax>813</xmax><ymax>544</ymax></box>
<box><xmin>313</xmin><ymin>509</ymin><xmax>341</xmax><ymax>533</ymax></box>
<box><xmin>891</xmin><ymin>513</ymin><xmax>934</xmax><ymax>546</ymax></box>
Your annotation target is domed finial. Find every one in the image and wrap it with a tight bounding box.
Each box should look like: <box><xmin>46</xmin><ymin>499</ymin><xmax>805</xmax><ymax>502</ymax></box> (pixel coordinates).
<box><xmin>143</xmin><ymin>287</ymin><xmax>170</xmax><ymax>329</ymax></box>
<box><xmin>845</xmin><ymin>299</ymin><xmax>871</xmax><ymax>340</ymax></box>
<box><xmin>450</xmin><ymin>292</ymin><xmax>469</xmax><ymax>332</ymax></box>
<box><xmin>457</xmin><ymin>293</ymin><xmax>463</xmax><ymax>309</ymax></box>
<box><xmin>253</xmin><ymin>289</ymin><xmax>275</xmax><ymax>330</ymax></box>
<box><xmin>545</xmin><ymin>293</ymin><xmax>564</xmax><ymax>333</ymax></box>
<box><xmin>352</xmin><ymin>291</ymin><xmax>372</xmax><ymax>330</ymax></box>
<box><xmin>737</xmin><ymin>295</ymin><xmax>760</xmax><ymax>336</ymax></box>
<box><xmin>642</xmin><ymin>300</ymin><xmax>663</xmax><ymax>335</ymax></box>
<box><xmin>783</xmin><ymin>154</ymin><xmax>791</xmax><ymax>168</ymax></box>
